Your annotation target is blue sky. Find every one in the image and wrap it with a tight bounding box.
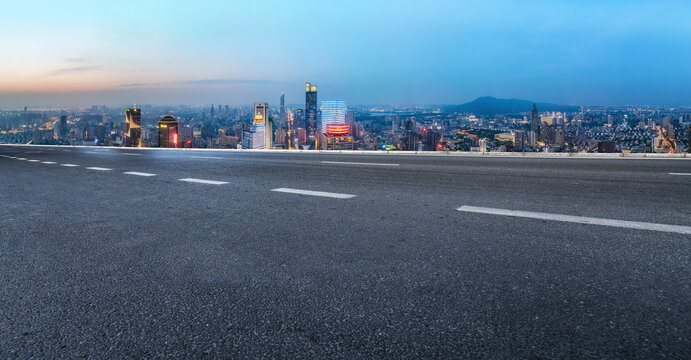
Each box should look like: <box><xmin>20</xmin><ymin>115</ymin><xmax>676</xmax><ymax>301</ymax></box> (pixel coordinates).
<box><xmin>1</xmin><ymin>0</ymin><xmax>689</xmax><ymax>107</ymax></box>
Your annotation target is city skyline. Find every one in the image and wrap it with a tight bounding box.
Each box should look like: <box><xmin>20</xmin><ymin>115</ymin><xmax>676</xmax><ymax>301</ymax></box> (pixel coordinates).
<box><xmin>1</xmin><ymin>1</ymin><xmax>690</xmax><ymax>107</ymax></box>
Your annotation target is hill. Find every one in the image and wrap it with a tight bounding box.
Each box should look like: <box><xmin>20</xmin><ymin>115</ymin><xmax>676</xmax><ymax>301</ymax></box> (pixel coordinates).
<box><xmin>444</xmin><ymin>96</ymin><xmax>579</xmax><ymax>115</ymax></box>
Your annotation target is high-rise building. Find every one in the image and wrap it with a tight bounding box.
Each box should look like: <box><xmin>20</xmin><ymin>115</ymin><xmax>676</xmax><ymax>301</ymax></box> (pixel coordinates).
<box><xmin>59</xmin><ymin>115</ymin><xmax>68</xmax><ymax>139</ymax></box>
<box><xmin>124</xmin><ymin>108</ymin><xmax>141</xmax><ymax>147</ymax></box>
<box><xmin>158</xmin><ymin>115</ymin><xmax>179</xmax><ymax>148</ymax></box>
<box><xmin>305</xmin><ymin>82</ymin><xmax>317</xmax><ymax>139</ymax></box>
<box><xmin>253</xmin><ymin>102</ymin><xmax>271</xmax><ymax>149</ymax></box>
<box><xmin>320</xmin><ymin>100</ymin><xmax>348</xmax><ymax>135</ymax></box>
<box><xmin>274</xmin><ymin>128</ymin><xmax>287</xmax><ymax>145</ymax></box>
<box><xmin>280</xmin><ymin>91</ymin><xmax>286</xmax><ymax>121</ymax></box>
<box><xmin>530</xmin><ymin>104</ymin><xmax>539</xmax><ymax>146</ymax></box>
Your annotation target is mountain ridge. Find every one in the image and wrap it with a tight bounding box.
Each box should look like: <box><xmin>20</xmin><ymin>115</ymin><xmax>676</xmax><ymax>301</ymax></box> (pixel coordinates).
<box><xmin>444</xmin><ymin>96</ymin><xmax>579</xmax><ymax>114</ymax></box>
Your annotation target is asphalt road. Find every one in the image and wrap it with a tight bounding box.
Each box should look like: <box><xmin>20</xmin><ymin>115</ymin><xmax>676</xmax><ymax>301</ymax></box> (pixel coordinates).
<box><xmin>1</xmin><ymin>145</ymin><xmax>689</xmax><ymax>359</ymax></box>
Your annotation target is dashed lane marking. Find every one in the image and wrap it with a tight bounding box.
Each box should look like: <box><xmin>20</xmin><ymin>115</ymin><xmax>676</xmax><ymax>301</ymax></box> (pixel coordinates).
<box><xmin>178</xmin><ymin>178</ymin><xmax>229</xmax><ymax>185</ymax></box>
<box><xmin>457</xmin><ymin>206</ymin><xmax>691</xmax><ymax>235</ymax></box>
<box><xmin>271</xmin><ymin>188</ymin><xmax>356</xmax><ymax>199</ymax></box>
<box><xmin>124</xmin><ymin>171</ymin><xmax>157</xmax><ymax>177</ymax></box>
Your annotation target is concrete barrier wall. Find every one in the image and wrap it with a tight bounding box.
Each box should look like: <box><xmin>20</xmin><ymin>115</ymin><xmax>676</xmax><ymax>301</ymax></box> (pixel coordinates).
<box><xmin>1</xmin><ymin>143</ymin><xmax>688</xmax><ymax>159</ymax></box>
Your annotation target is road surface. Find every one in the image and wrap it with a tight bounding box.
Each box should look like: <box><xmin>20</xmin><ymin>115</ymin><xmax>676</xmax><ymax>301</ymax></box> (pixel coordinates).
<box><xmin>1</xmin><ymin>145</ymin><xmax>689</xmax><ymax>358</ymax></box>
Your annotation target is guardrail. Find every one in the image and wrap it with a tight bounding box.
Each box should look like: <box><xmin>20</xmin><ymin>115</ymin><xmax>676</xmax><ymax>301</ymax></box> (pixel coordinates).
<box><xmin>0</xmin><ymin>143</ymin><xmax>688</xmax><ymax>158</ymax></box>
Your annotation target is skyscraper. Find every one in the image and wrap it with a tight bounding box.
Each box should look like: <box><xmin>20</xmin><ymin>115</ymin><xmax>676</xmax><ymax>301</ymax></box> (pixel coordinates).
<box><xmin>124</xmin><ymin>108</ymin><xmax>141</xmax><ymax>147</ymax></box>
<box><xmin>305</xmin><ymin>82</ymin><xmax>317</xmax><ymax>140</ymax></box>
<box><xmin>254</xmin><ymin>102</ymin><xmax>271</xmax><ymax>149</ymax></box>
<box><xmin>530</xmin><ymin>104</ymin><xmax>539</xmax><ymax>137</ymax></box>
<box><xmin>319</xmin><ymin>100</ymin><xmax>351</xmax><ymax>150</ymax></box>
<box><xmin>320</xmin><ymin>100</ymin><xmax>348</xmax><ymax>134</ymax></box>
<box><xmin>59</xmin><ymin>115</ymin><xmax>68</xmax><ymax>139</ymax></box>
<box><xmin>158</xmin><ymin>115</ymin><xmax>179</xmax><ymax>148</ymax></box>
<box><xmin>280</xmin><ymin>91</ymin><xmax>286</xmax><ymax>121</ymax></box>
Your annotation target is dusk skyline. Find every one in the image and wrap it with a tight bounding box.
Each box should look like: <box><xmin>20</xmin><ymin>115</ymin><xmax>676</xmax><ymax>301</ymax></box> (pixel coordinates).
<box><xmin>2</xmin><ymin>0</ymin><xmax>690</xmax><ymax>107</ymax></box>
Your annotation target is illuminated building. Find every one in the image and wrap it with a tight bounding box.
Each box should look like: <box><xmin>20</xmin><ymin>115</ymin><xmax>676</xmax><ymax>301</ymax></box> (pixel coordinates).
<box><xmin>320</xmin><ymin>100</ymin><xmax>347</xmax><ymax>135</ymax></box>
<box><xmin>124</xmin><ymin>108</ymin><xmax>141</xmax><ymax>147</ymax></box>
<box><xmin>158</xmin><ymin>115</ymin><xmax>179</xmax><ymax>148</ymax></box>
<box><xmin>296</xmin><ymin>127</ymin><xmax>307</xmax><ymax>145</ymax></box>
<box><xmin>251</xmin><ymin>102</ymin><xmax>270</xmax><ymax>149</ymax></box>
<box><xmin>295</xmin><ymin>109</ymin><xmax>304</xmax><ymax>127</ymax></box>
<box><xmin>274</xmin><ymin>128</ymin><xmax>287</xmax><ymax>145</ymax></box>
<box><xmin>305</xmin><ymin>82</ymin><xmax>317</xmax><ymax>139</ymax></box>
<box><xmin>320</xmin><ymin>134</ymin><xmax>354</xmax><ymax>150</ymax></box>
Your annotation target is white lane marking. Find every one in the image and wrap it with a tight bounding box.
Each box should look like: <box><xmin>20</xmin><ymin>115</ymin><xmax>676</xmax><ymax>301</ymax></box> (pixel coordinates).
<box><xmin>60</xmin><ymin>164</ymin><xmax>80</xmax><ymax>167</ymax></box>
<box><xmin>669</xmin><ymin>173</ymin><xmax>691</xmax><ymax>176</ymax></box>
<box><xmin>190</xmin><ymin>156</ymin><xmax>223</xmax><ymax>159</ymax></box>
<box><xmin>457</xmin><ymin>206</ymin><xmax>691</xmax><ymax>235</ymax></box>
<box><xmin>271</xmin><ymin>188</ymin><xmax>356</xmax><ymax>199</ymax></box>
<box><xmin>63</xmin><ymin>150</ymin><xmax>72</xmax><ymax>152</ymax></box>
<box><xmin>321</xmin><ymin>161</ymin><xmax>400</xmax><ymax>167</ymax></box>
<box><xmin>86</xmin><ymin>167</ymin><xmax>113</xmax><ymax>171</ymax></box>
<box><xmin>41</xmin><ymin>161</ymin><xmax>57</xmax><ymax>164</ymax></box>
<box><xmin>179</xmin><ymin>178</ymin><xmax>229</xmax><ymax>185</ymax></box>
<box><xmin>121</xmin><ymin>153</ymin><xmax>141</xmax><ymax>156</ymax></box>
<box><xmin>17</xmin><ymin>158</ymin><xmax>27</xmax><ymax>160</ymax></box>
<box><xmin>27</xmin><ymin>159</ymin><xmax>40</xmax><ymax>162</ymax></box>
<box><xmin>124</xmin><ymin>171</ymin><xmax>156</xmax><ymax>177</ymax></box>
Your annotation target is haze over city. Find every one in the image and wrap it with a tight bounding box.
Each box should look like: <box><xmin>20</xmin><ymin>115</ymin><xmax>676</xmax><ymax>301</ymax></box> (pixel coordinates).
<box><xmin>1</xmin><ymin>1</ymin><xmax>690</xmax><ymax>358</ymax></box>
<box><xmin>2</xmin><ymin>0</ymin><xmax>690</xmax><ymax>107</ymax></box>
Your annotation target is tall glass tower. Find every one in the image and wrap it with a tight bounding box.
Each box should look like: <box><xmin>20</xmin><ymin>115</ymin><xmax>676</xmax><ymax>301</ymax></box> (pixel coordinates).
<box><xmin>320</xmin><ymin>100</ymin><xmax>347</xmax><ymax>134</ymax></box>
<box><xmin>305</xmin><ymin>83</ymin><xmax>317</xmax><ymax>139</ymax></box>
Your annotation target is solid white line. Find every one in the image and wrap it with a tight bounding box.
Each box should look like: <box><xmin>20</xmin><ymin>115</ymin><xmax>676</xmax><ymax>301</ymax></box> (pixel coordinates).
<box><xmin>271</xmin><ymin>188</ymin><xmax>356</xmax><ymax>199</ymax></box>
<box><xmin>178</xmin><ymin>178</ymin><xmax>229</xmax><ymax>185</ymax></box>
<box><xmin>190</xmin><ymin>156</ymin><xmax>223</xmax><ymax>159</ymax></box>
<box><xmin>41</xmin><ymin>161</ymin><xmax>57</xmax><ymax>164</ymax></box>
<box><xmin>121</xmin><ymin>153</ymin><xmax>141</xmax><ymax>156</ymax></box>
<box><xmin>60</xmin><ymin>164</ymin><xmax>80</xmax><ymax>167</ymax></box>
<box><xmin>124</xmin><ymin>171</ymin><xmax>156</xmax><ymax>177</ymax></box>
<box><xmin>669</xmin><ymin>173</ymin><xmax>691</xmax><ymax>176</ymax></box>
<box><xmin>321</xmin><ymin>161</ymin><xmax>400</xmax><ymax>167</ymax></box>
<box><xmin>86</xmin><ymin>167</ymin><xmax>113</xmax><ymax>171</ymax></box>
<box><xmin>457</xmin><ymin>206</ymin><xmax>691</xmax><ymax>235</ymax></box>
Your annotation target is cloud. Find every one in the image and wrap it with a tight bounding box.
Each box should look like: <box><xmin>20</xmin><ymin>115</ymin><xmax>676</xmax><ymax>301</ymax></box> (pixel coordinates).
<box><xmin>119</xmin><ymin>79</ymin><xmax>276</xmax><ymax>88</ymax></box>
<box><xmin>120</xmin><ymin>82</ymin><xmax>160</xmax><ymax>87</ymax></box>
<box><xmin>47</xmin><ymin>65</ymin><xmax>101</xmax><ymax>77</ymax></box>
<box><xmin>181</xmin><ymin>79</ymin><xmax>275</xmax><ymax>85</ymax></box>
<box><xmin>66</xmin><ymin>57</ymin><xmax>88</xmax><ymax>63</ymax></box>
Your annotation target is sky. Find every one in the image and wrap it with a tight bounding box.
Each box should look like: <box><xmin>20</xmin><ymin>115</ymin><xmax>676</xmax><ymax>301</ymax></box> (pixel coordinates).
<box><xmin>1</xmin><ymin>0</ymin><xmax>689</xmax><ymax>107</ymax></box>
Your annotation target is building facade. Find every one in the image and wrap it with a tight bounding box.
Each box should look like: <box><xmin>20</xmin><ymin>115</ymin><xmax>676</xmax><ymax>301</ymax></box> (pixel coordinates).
<box><xmin>157</xmin><ymin>115</ymin><xmax>179</xmax><ymax>148</ymax></box>
<box><xmin>305</xmin><ymin>83</ymin><xmax>317</xmax><ymax>141</ymax></box>
<box><xmin>124</xmin><ymin>108</ymin><xmax>141</xmax><ymax>147</ymax></box>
